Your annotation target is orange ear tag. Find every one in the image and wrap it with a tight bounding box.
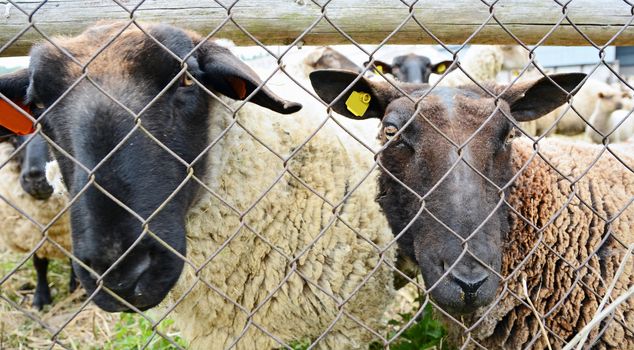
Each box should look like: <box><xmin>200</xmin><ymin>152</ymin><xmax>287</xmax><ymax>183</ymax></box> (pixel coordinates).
<box><xmin>0</xmin><ymin>99</ymin><xmax>34</xmax><ymax>135</ymax></box>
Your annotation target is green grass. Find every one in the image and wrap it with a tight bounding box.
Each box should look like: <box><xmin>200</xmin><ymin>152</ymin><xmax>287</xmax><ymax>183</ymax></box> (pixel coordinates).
<box><xmin>288</xmin><ymin>338</ymin><xmax>312</xmax><ymax>350</ymax></box>
<box><xmin>288</xmin><ymin>290</ymin><xmax>448</xmax><ymax>350</ymax></box>
<box><xmin>102</xmin><ymin>313</ymin><xmax>187</xmax><ymax>350</ymax></box>
<box><xmin>370</xmin><ymin>290</ymin><xmax>449</xmax><ymax>350</ymax></box>
<box><xmin>1</xmin><ymin>249</ymin><xmax>446</xmax><ymax>349</ymax></box>
<box><xmin>0</xmin><ymin>249</ymin><xmax>187</xmax><ymax>349</ymax></box>
<box><xmin>379</xmin><ymin>303</ymin><xmax>447</xmax><ymax>350</ymax></box>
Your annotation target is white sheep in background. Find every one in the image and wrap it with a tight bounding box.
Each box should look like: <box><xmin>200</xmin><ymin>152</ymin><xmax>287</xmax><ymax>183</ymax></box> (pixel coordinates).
<box><xmin>247</xmin><ymin>46</ymin><xmax>383</xmax><ymax>148</ymax></box>
<box><xmin>526</xmin><ymin>80</ymin><xmax>625</xmax><ymax>137</ymax></box>
<box><xmin>585</xmin><ymin>91</ymin><xmax>631</xmax><ymax>143</ymax></box>
<box><xmin>0</xmin><ymin>136</ymin><xmax>73</xmax><ymax>309</ymax></box>
<box><xmin>436</xmin><ymin>45</ymin><xmax>531</xmax><ymax>87</ymax></box>
<box><xmin>587</xmin><ymin>109</ymin><xmax>634</xmax><ymax>144</ymax></box>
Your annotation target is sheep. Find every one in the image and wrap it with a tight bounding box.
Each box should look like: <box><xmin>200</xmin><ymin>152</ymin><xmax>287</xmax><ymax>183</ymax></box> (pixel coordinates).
<box><xmin>248</xmin><ymin>46</ymin><xmax>363</xmax><ymax>88</ymax></box>
<box><xmin>0</xmin><ymin>23</ymin><xmax>396</xmax><ymax>349</ymax></box>
<box><xmin>365</xmin><ymin>54</ymin><xmax>454</xmax><ymax>83</ymax></box>
<box><xmin>585</xmin><ymin>91</ymin><xmax>629</xmax><ymax>143</ymax></box>
<box><xmin>586</xmin><ymin>109</ymin><xmax>634</xmax><ymax>144</ymax></box>
<box><xmin>436</xmin><ymin>45</ymin><xmax>530</xmax><ymax>87</ymax></box>
<box><xmin>309</xmin><ymin>69</ymin><xmax>633</xmax><ymax>349</ymax></box>
<box><xmin>254</xmin><ymin>45</ymin><xmax>383</xmax><ymax>147</ymax></box>
<box><xmin>0</xmin><ymin>134</ymin><xmax>74</xmax><ymax>309</ymax></box>
<box><xmin>526</xmin><ymin>80</ymin><xmax>626</xmax><ymax>136</ymax></box>
<box><xmin>302</xmin><ymin>46</ymin><xmax>363</xmax><ymax>75</ymax></box>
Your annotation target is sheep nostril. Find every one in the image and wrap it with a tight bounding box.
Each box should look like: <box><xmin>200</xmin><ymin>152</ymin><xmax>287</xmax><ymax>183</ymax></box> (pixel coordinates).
<box><xmin>452</xmin><ymin>272</ymin><xmax>488</xmax><ymax>295</ymax></box>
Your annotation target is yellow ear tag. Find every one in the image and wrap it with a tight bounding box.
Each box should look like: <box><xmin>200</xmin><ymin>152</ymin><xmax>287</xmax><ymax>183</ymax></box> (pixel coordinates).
<box><xmin>345</xmin><ymin>91</ymin><xmax>371</xmax><ymax>117</ymax></box>
<box><xmin>436</xmin><ymin>64</ymin><xmax>446</xmax><ymax>73</ymax></box>
<box><xmin>374</xmin><ymin>65</ymin><xmax>383</xmax><ymax>75</ymax></box>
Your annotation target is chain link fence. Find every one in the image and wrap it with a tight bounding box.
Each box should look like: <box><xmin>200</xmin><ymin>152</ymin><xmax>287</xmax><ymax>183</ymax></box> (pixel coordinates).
<box><xmin>0</xmin><ymin>0</ymin><xmax>632</xmax><ymax>349</ymax></box>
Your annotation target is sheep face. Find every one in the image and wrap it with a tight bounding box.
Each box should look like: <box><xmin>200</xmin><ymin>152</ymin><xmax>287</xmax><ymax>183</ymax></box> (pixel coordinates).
<box><xmin>10</xmin><ymin>134</ymin><xmax>55</xmax><ymax>200</ymax></box>
<box><xmin>310</xmin><ymin>69</ymin><xmax>585</xmax><ymax>315</ymax></box>
<box><xmin>596</xmin><ymin>91</ymin><xmax>625</xmax><ymax>113</ymax></box>
<box><xmin>0</xmin><ymin>23</ymin><xmax>301</xmax><ymax>312</ymax></box>
<box><xmin>368</xmin><ymin>54</ymin><xmax>454</xmax><ymax>83</ymax></box>
<box><xmin>499</xmin><ymin>45</ymin><xmax>531</xmax><ymax>71</ymax></box>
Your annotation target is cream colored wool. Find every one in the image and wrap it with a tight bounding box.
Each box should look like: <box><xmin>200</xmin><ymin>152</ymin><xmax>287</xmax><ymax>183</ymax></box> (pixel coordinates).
<box><xmin>162</xmin><ymin>100</ymin><xmax>396</xmax><ymax>349</ymax></box>
<box><xmin>457</xmin><ymin>138</ymin><xmax>633</xmax><ymax>349</ymax></box>
<box><xmin>262</xmin><ymin>50</ymin><xmax>382</xmax><ymax>150</ymax></box>
<box><xmin>438</xmin><ymin>45</ymin><xmax>529</xmax><ymax>87</ymax></box>
<box><xmin>0</xmin><ymin>142</ymin><xmax>71</xmax><ymax>260</ymax></box>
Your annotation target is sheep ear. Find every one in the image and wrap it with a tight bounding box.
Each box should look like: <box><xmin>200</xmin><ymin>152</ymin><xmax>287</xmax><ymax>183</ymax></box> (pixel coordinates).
<box><xmin>309</xmin><ymin>69</ymin><xmax>402</xmax><ymax>120</ymax></box>
<box><xmin>430</xmin><ymin>60</ymin><xmax>455</xmax><ymax>75</ymax></box>
<box><xmin>365</xmin><ymin>60</ymin><xmax>393</xmax><ymax>75</ymax></box>
<box><xmin>504</xmin><ymin>73</ymin><xmax>586</xmax><ymax>122</ymax></box>
<box><xmin>196</xmin><ymin>42</ymin><xmax>301</xmax><ymax>115</ymax></box>
<box><xmin>0</xmin><ymin>69</ymin><xmax>34</xmax><ymax>138</ymax></box>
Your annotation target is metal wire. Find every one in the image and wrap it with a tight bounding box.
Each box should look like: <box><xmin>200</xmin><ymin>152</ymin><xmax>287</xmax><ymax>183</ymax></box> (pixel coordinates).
<box><xmin>0</xmin><ymin>1</ymin><xmax>632</xmax><ymax>349</ymax></box>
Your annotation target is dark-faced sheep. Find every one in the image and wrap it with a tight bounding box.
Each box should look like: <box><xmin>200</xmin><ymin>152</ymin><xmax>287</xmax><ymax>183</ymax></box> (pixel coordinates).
<box><xmin>438</xmin><ymin>45</ymin><xmax>530</xmax><ymax>87</ymax></box>
<box><xmin>366</xmin><ymin>54</ymin><xmax>453</xmax><ymax>83</ymax></box>
<box><xmin>310</xmin><ymin>70</ymin><xmax>633</xmax><ymax>349</ymax></box>
<box><xmin>0</xmin><ymin>23</ymin><xmax>396</xmax><ymax>349</ymax></box>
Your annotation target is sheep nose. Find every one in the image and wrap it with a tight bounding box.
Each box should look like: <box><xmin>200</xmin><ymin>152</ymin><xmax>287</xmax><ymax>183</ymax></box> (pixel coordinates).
<box><xmin>453</xmin><ymin>273</ymin><xmax>488</xmax><ymax>295</ymax></box>
<box><xmin>23</xmin><ymin>167</ymin><xmax>45</xmax><ymax>182</ymax></box>
<box><xmin>450</xmin><ymin>264</ymin><xmax>489</xmax><ymax>295</ymax></box>
<box><xmin>615</xmin><ymin>102</ymin><xmax>623</xmax><ymax>110</ymax></box>
<box><xmin>102</xmin><ymin>253</ymin><xmax>152</xmax><ymax>293</ymax></box>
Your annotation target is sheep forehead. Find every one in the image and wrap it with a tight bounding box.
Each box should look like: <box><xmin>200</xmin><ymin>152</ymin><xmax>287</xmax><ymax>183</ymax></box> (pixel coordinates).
<box><xmin>34</xmin><ymin>24</ymin><xmax>190</xmax><ymax>79</ymax></box>
<box><xmin>408</xmin><ymin>88</ymin><xmax>501</xmax><ymax>133</ymax></box>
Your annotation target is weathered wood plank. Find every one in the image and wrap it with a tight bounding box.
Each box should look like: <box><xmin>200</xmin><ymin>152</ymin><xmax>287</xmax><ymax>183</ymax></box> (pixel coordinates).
<box><xmin>0</xmin><ymin>0</ymin><xmax>631</xmax><ymax>56</ymax></box>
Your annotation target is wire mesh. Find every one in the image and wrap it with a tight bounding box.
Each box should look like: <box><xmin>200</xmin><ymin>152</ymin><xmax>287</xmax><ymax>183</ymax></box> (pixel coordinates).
<box><xmin>0</xmin><ymin>1</ymin><xmax>632</xmax><ymax>349</ymax></box>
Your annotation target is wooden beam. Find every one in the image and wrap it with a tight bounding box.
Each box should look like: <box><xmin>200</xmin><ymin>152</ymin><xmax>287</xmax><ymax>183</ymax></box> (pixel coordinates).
<box><xmin>0</xmin><ymin>0</ymin><xmax>632</xmax><ymax>56</ymax></box>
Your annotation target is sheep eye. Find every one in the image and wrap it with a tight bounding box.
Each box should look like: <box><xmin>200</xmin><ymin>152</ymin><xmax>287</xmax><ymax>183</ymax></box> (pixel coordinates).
<box><xmin>34</xmin><ymin>102</ymin><xmax>45</xmax><ymax>109</ymax></box>
<box><xmin>505</xmin><ymin>128</ymin><xmax>519</xmax><ymax>144</ymax></box>
<box><xmin>384</xmin><ymin>125</ymin><xmax>399</xmax><ymax>141</ymax></box>
<box><xmin>181</xmin><ymin>74</ymin><xmax>194</xmax><ymax>87</ymax></box>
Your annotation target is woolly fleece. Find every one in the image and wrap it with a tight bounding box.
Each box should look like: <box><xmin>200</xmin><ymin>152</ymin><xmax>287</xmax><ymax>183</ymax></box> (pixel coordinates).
<box><xmin>458</xmin><ymin>138</ymin><xmax>633</xmax><ymax>349</ymax></box>
<box><xmin>164</xmin><ymin>100</ymin><xmax>396</xmax><ymax>349</ymax></box>
<box><xmin>438</xmin><ymin>45</ymin><xmax>529</xmax><ymax>87</ymax></box>
<box><xmin>0</xmin><ymin>142</ymin><xmax>71</xmax><ymax>260</ymax></box>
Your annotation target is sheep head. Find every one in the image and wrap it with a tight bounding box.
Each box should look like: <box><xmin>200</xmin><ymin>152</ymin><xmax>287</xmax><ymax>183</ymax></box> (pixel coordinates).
<box><xmin>10</xmin><ymin>134</ymin><xmax>55</xmax><ymax>200</ymax></box>
<box><xmin>310</xmin><ymin>69</ymin><xmax>585</xmax><ymax>314</ymax></box>
<box><xmin>366</xmin><ymin>54</ymin><xmax>454</xmax><ymax>83</ymax></box>
<box><xmin>0</xmin><ymin>22</ymin><xmax>301</xmax><ymax>312</ymax></box>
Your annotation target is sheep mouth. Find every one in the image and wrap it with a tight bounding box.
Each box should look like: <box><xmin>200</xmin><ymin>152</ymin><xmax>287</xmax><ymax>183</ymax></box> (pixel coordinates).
<box><xmin>79</xmin><ymin>272</ymin><xmax>179</xmax><ymax>312</ymax></box>
<box><xmin>21</xmin><ymin>181</ymin><xmax>54</xmax><ymax>200</ymax></box>
<box><xmin>418</xmin><ymin>260</ymin><xmax>500</xmax><ymax>315</ymax></box>
<box><xmin>72</xmin><ymin>253</ymin><xmax>184</xmax><ymax>313</ymax></box>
